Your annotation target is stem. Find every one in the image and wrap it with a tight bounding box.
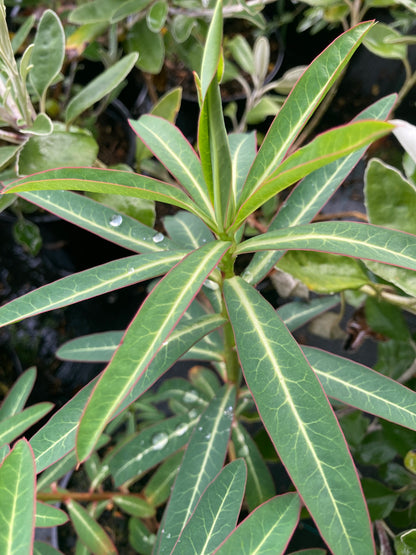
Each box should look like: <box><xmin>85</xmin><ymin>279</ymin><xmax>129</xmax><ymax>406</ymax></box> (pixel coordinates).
<box><xmin>222</xmin><ymin>320</ymin><xmax>240</xmax><ymax>384</ymax></box>
<box><xmin>37</xmin><ymin>491</ymin><xmax>143</xmax><ymax>503</ymax></box>
<box><xmin>395</xmin><ymin>62</ymin><xmax>416</xmax><ymax>111</ymax></box>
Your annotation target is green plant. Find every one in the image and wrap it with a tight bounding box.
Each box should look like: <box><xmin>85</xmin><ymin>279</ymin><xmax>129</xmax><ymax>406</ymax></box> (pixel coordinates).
<box><xmin>1</xmin><ymin>2</ymin><xmax>416</xmax><ymax>553</ymax></box>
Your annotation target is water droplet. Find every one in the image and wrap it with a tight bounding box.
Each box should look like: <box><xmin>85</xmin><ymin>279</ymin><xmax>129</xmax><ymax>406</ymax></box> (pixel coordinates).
<box><xmin>243</xmin><ymin>271</ymin><xmax>253</xmax><ymax>283</ymax></box>
<box><xmin>205</xmin><ymin>433</ymin><xmax>211</xmax><ymax>440</ymax></box>
<box><xmin>109</xmin><ymin>214</ymin><xmax>123</xmax><ymax>227</ymax></box>
<box><xmin>201</xmin><ymin>238</ymin><xmax>207</xmax><ymax>243</ymax></box>
<box><xmin>204</xmin><ymin>279</ymin><xmax>219</xmax><ymax>290</ymax></box>
<box><xmin>162</xmin><ymin>340</ymin><xmax>168</xmax><ymax>347</ymax></box>
<box><xmin>238</xmin><ymin>445</ymin><xmax>249</xmax><ymax>457</ymax></box>
<box><xmin>188</xmin><ymin>409</ymin><xmax>198</xmax><ymax>419</ymax></box>
<box><xmin>152</xmin><ymin>232</ymin><xmax>164</xmax><ymax>243</ymax></box>
<box><xmin>198</xmin><ymin>426</ymin><xmax>203</xmax><ymax>431</ymax></box>
<box><xmin>128</xmin><ymin>267</ymin><xmax>135</xmax><ymax>274</ymax></box>
<box><xmin>152</xmin><ymin>432</ymin><xmax>168</xmax><ymax>450</ymax></box>
<box><xmin>166</xmin><ymin>533</ymin><xmax>171</xmax><ymax>539</ymax></box>
<box><xmin>175</xmin><ymin>423</ymin><xmax>188</xmax><ymax>437</ymax></box>
<box><xmin>183</xmin><ymin>390</ymin><xmax>198</xmax><ymax>404</ymax></box>
<box><xmin>224</xmin><ymin>405</ymin><xmax>233</xmax><ymax>418</ymax></box>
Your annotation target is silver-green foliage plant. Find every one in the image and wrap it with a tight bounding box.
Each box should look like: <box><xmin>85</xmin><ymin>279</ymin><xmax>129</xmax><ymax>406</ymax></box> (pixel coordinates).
<box><xmin>2</xmin><ymin>3</ymin><xmax>416</xmax><ymax>553</ymax></box>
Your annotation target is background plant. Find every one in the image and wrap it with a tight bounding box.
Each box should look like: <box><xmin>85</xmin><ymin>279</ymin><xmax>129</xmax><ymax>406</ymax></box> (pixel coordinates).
<box><xmin>1</xmin><ymin>2</ymin><xmax>416</xmax><ymax>554</ymax></box>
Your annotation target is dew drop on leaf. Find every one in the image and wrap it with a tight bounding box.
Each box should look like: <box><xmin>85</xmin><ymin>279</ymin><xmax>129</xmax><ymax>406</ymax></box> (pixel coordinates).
<box><xmin>152</xmin><ymin>232</ymin><xmax>164</xmax><ymax>243</ymax></box>
<box><xmin>109</xmin><ymin>214</ymin><xmax>123</xmax><ymax>227</ymax></box>
<box><xmin>204</xmin><ymin>279</ymin><xmax>219</xmax><ymax>290</ymax></box>
<box><xmin>151</xmin><ymin>432</ymin><xmax>168</xmax><ymax>450</ymax></box>
<box><xmin>183</xmin><ymin>390</ymin><xmax>198</xmax><ymax>404</ymax></box>
<box><xmin>175</xmin><ymin>423</ymin><xmax>188</xmax><ymax>437</ymax></box>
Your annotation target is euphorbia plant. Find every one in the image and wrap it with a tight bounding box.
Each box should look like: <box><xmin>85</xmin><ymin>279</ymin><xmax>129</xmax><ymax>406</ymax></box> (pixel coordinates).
<box><xmin>1</xmin><ymin>2</ymin><xmax>416</xmax><ymax>553</ymax></box>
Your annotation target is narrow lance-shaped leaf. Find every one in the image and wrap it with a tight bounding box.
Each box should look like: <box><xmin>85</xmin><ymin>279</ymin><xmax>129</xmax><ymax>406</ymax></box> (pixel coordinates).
<box><xmin>20</xmin><ymin>190</ymin><xmax>175</xmax><ymax>254</ymax></box>
<box><xmin>230</xmin><ymin>120</ymin><xmax>393</xmax><ymax>231</ymax></box>
<box><xmin>172</xmin><ymin>459</ymin><xmax>246</xmax><ymax>555</ymax></box>
<box><xmin>200</xmin><ymin>0</ymin><xmax>223</xmax><ymax>100</ymax></box>
<box><xmin>243</xmin><ymin>93</ymin><xmax>397</xmax><ymax>284</ymax></box>
<box><xmin>214</xmin><ymin>493</ymin><xmax>300</xmax><ymax>555</ymax></box>
<box><xmin>156</xmin><ymin>384</ymin><xmax>236</xmax><ymax>555</ymax></box>
<box><xmin>304</xmin><ymin>346</ymin><xmax>416</xmax><ymax>431</ymax></box>
<box><xmin>236</xmin><ymin>221</ymin><xmax>416</xmax><ymax>272</ymax></box>
<box><xmin>224</xmin><ymin>277</ymin><xmax>374</xmax><ymax>554</ymax></box>
<box><xmin>0</xmin><ymin>366</ymin><xmax>36</xmax><ymax>421</ymax></box>
<box><xmin>0</xmin><ymin>251</ymin><xmax>185</xmax><ymax>327</ymax></box>
<box><xmin>0</xmin><ymin>439</ymin><xmax>36</xmax><ymax>555</ymax></box>
<box><xmin>76</xmin><ymin>241</ymin><xmax>230</xmax><ymax>461</ymax></box>
<box><xmin>238</xmin><ymin>22</ymin><xmax>374</xmax><ymax>204</ymax></box>
<box><xmin>130</xmin><ymin>116</ymin><xmax>215</xmax><ymax>222</ymax></box>
<box><xmin>0</xmin><ymin>403</ymin><xmax>53</xmax><ymax>447</ymax></box>
<box><xmin>4</xmin><ymin>167</ymin><xmax>211</xmax><ymax>226</ymax></box>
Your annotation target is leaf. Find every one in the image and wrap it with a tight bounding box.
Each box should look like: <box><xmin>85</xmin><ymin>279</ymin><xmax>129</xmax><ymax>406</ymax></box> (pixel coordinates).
<box><xmin>66</xmin><ymin>499</ymin><xmax>117</xmax><ymax>555</ymax></box>
<box><xmin>113</xmin><ymin>495</ymin><xmax>155</xmax><ymax>517</ymax></box>
<box><xmin>361</xmin><ymin>478</ymin><xmax>398</xmax><ymax>520</ymax></box>
<box><xmin>0</xmin><ymin>366</ymin><xmax>36</xmax><ymax>421</ymax></box>
<box><xmin>65</xmin><ymin>53</ymin><xmax>139</xmax><ymax>124</ymax></box>
<box><xmin>236</xmin><ymin>221</ymin><xmax>416</xmax><ymax>272</ymax></box>
<box><xmin>35</xmin><ymin>501</ymin><xmax>68</xmax><ymax>527</ymax></box>
<box><xmin>17</xmin><ymin>132</ymin><xmax>98</xmax><ymax>175</ymax></box>
<box><xmin>363</xmin><ymin>23</ymin><xmax>407</xmax><ymax>59</ymax></box>
<box><xmin>5</xmin><ymin>167</ymin><xmax>209</xmax><ymax>225</ymax></box>
<box><xmin>33</xmin><ymin>541</ymin><xmax>63</xmax><ymax>555</ymax></box>
<box><xmin>111</xmin><ymin>0</ymin><xmax>153</xmax><ymax>23</ymax></box>
<box><xmin>0</xmin><ymin>439</ymin><xmax>36</xmax><ymax>555</ymax></box>
<box><xmin>76</xmin><ymin>241</ymin><xmax>230</xmax><ymax>461</ymax></box>
<box><xmin>200</xmin><ymin>0</ymin><xmax>223</xmax><ymax>99</ymax></box>
<box><xmin>56</xmin><ymin>331</ymin><xmax>124</xmax><ymax>362</ymax></box>
<box><xmin>143</xmin><ymin>450</ymin><xmax>184</xmax><ymax>507</ymax></box>
<box><xmin>130</xmin><ymin>116</ymin><xmax>214</xmax><ymax>221</ymax></box>
<box><xmin>129</xmin><ymin>518</ymin><xmax>156</xmax><ymax>555</ymax></box>
<box><xmin>0</xmin><ymin>145</ymin><xmax>20</xmax><ymax>171</ymax></box>
<box><xmin>277</xmin><ymin>251</ymin><xmax>370</xmax><ymax>293</ymax></box>
<box><xmin>365</xmin><ymin>297</ymin><xmax>410</xmax><ymax>340</ymax></box>
<box><xmin>224</xmin><ymin>277</ymin><xmax>374</xmax><ymax>554</ymax></box>
<box><xmin>228</xmin><ymin>132</ymin><xmax>257</xmax><ymax>205</ymax></box>
<box><xmin>69</xmin><ymin>0</ymin><xmax>120</xmax><ymax>24</ymax></box>
<box><xmin>0</xmin><ymin>403</ymin><xmax>53</xmax><ymax>447</ymax></box>
<box><xmin>390</xmin><ymin>119</ymin><xmax>416</xmax><ymax>164</ymax></box>
<box><xmin>147</xmin><ymin>0</ymin><xmax>168</xmax><ymax>32</ymax></box>
<box><xmin>29</xmin><ymin>10</ymin><xmax>65</xmax><ymax>107</ymax></box>
<box><xmin>0</xmin><ymin>251</ymin><xmax>185</xmax><ymax>327</ymax></box>
<box><xmin>124</xmin><ymin>19</ymin><xmax>164</xmax><ymax>74</ymax></box>
<box><xmin>231</xmin><ymin>120</ymin><xmax>393</xmax><ymax>230</ymax></box>
<box><xmin>232</xmin><ymin>422</ymin><xmax>275</xmax><ymax>510</ymax></box>
<box><xmin>156</xmin><ymin>385</ymin><xmax>236</xmax><ymax>554</ymax></box>
<box><xmin>239</xmin><ymin>22</ymin><xmax>374</xmax><ymax>206</ymax></box>
<box><xmin>214</xmin><ymin>493</ymin><xmax>300</xmax><ymax>555</ymax></box>
<box><xmin>13</xmin><ymin>218</ymin><xmax>42</xmax><ymax>256</ymax></box>
<box><xmin>87</xmin><ymin>191</ymin><xmax>155</xmax><ymax>227</ymax></box>
<box><xmin>243</xmin><ymin>93</ymin><xmax>397</xmax><ymax>284</ymax></box>
<box><xmin>395</xmin><ymin>529</ymin><xmax>416</xmax><ymax>555</ymax></box>
<box><xmin>163</xmin><ymin>211</ymin><xmax>214</xmax><ymax>250</ymax></box>
<box><xmin>19</xmin><ymin>190</ymin><xmax>175</xmax><ymax>254</ymax></box>
<box><xmin>277</xmin><ymin>295</ymin><xmax>341</xmax><ymax>332</ymax></box>
<box><xmin>304</xmin><ymin>347</ymin><xmax>416</xmax><ymax>431</ymax></box>
<box><xmin>171</xmin><ymin>459</ymin><xmax>246</xmax><ymax>555</ymax></box>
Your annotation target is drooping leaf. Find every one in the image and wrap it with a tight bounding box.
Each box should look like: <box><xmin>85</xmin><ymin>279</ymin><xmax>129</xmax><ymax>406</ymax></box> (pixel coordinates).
<box><xmin>35</xmin><ymin>502</ymin><xmax>68</xmax><ymax>528</ymax></box>
<box><xmin>224</xmin><ymin>277</ymin><xmax>373</xmax><ymax>554</ymax></box>
<box><xmin>156</xmin><ymin>385</ymin><xmax>236</xmax><ymax>554</ymax></box>
<box><xmin>0</xmin><ymin>439</ymin><xmax>36</xmax><ymax>555</ymax></box>
<box><xmin>214</xmin><ymin>493</ymin><xmax>300</xmax><ymax>555</ymax></box>
<box><xmin>171</xmin><ymin>459</ymin><xmax>246</xmax><ymax>555</ymax></box>
<box><xmin>363</xmin><ymin>23</ymin><xmax>407</xmax><ymax>60</ymax></box>
<box><xmin>76</xmin><ymin>241</ymin><xmax>230</xmax><ymax>461</ymax></box>
<box><xmin>0</xmin><ymin>366</ymin><xmax>36</xmax><ymax>421</ymax></box>
<box><xmin>0</xmin><ymin>403</ymin><xmax>53</xmax><ymax>447</ymax></box>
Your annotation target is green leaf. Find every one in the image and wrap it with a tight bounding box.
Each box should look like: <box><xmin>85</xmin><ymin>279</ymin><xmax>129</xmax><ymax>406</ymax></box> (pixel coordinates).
<box><xmin>243</xmin><ymin>94</ymin><xmax>397</xmax><ymax>284</ymax></box>
<box><xmin>24</xmin><ymin>113</ymin><xmax>54</xmax><ymax>136</ymax></box>
<box><xmin>29</xmin><ymin>10</ymin><xmax>64</xmax><ymax>107</ymax></box>
<box><xmin>109</xmin><ymin>414</ymin><xmax>197</xmax><ymax>486</ymax></box>
<box><xmin>131</xmin><ymin>116</ymin><xmax>214</xmax><ymax>222</ymax></box>
<box><xmin>111</xmin><ymin>0</ymin><xmax>153</xmax><ymax>23</ymax></box>
<box><xmin>164</xmin><ymin>211</ymin><xmax>214</xmax><ymax>250</ymax></box>
<box><xmin>214</xmin><ymin>493</ymin><xmax>300</xmax><ymax>555</ymax></box>
<box><xmin>0</xmin><ymin>366</ymin><xmax>36</xmax><ymax>420</ymax></box>
<box><xmin>66</xmin><ymin>499</ymin><xmax>117</xmax><ymax>555</ymax></box>
<box><xmin>6</xmin><ymin>168</ymin><xmax>208</xmax><ymax>224</ymax></box>
<box><xmin>200</xmin><ymin>0</ymin><xmax>223</xmax><ymax>99</ymax></box>
<box><xmin>129</xmin><ymin>518</ymin><xmax>156</xmax><ymax>554</ymax></box>
<box><xmin>0</xmin><ymin>439</ymin><xmax>35</xmax><ymax>555</ymax></box>
<box><xmin>395</xmin><ymin>529</ymin><xmax>416</xmax><ymax>555</ymax></box>
<box><xmin>33</xmin><ymin>541</ymin><xmax>63</xmax><ymax>555</ymax></box>
<box><xmin>143</xmin><ymin>450</ymin><xmax>184</xmax><ymax>507</ymax></box>
<box><xmin>76</xmin><ymin>241</ymin><xmax>230</xmax><ymax>461</ymax></box>
<box><xmin>232</xmin><ymin>422</ymin><xmax>275</xmax><ymax>510</ymax></box>
<box><xmin>361</xmin><ymin>478</ymin><xmax>398</xmax><ymax>520</ymax></box>
<box><xmin>365</xmin><ymin>297</ymin><xmax>410</xmax><ymax>340</ymax></box>
<box><xmin>11</xmin><ymin>14</ymin><xmax>35</xmax><ymax>54</ymax></box>
<box><xmin>277</xmin><ymin>295</ymin><xmax>341</xmax><ymax>332</ymax></box>
<box><xmin>304</xmin><ymin>347</ymin><xmax>416</xmax><ymax>431</ymax></box>
<box><xmin>13</xmin><ymin>218</ymin><xmax>41</xmax><ymax>256</ymax></box>
<box><xmin>19</xmin><ymin>190</ymin><xmax>174</xmax><ymax>254</ymax></box>
<box><xmin>231</xmin><ymin>120</ymin><xmax>393</xmax><ymax>230</ymax></box>
<box><xmin>113</xmin><ymin>495</ymin><xmax>155</xmax><ymax>517</ymax></box>
<box><xmin>56</xmin><ymin>331</ymin><xmax>123</xmax><ymax>362</ymax></box>
<box><xmin>363</xmin><ymin>23</ymin><xmax>407</xmax><ymax>60</ymax></box>
<box><xmin>224</xmin><ymin>277</ymin><xmax>373</xmax><ymax>554</ymax></box>
<box><xmin>65</xmin><ymin>53</ymin><xmax>139</xmax><ymax>125</ymax></box>
<box><xmin>277</xmin><ymin>251</ymin><xmax>370</xmax><ymax>293</ymax></box>
<box><xmin>17</xmin><ymin>132</ymin><xmax>98</xmax><ymax>174</ymax></box>
<box><xmin>156</xmin><ymin>385</ymin><xmax>236</xmax><ymax>554</ymax></box>
<box><xmin>0</xmin><ymin>251</ymin><xmax>185</xmax><ymax>327</ymax></box>
<box><xmin>35</xmin><ymin>502</ymin><xmax>68</xmax><ymax>527</ymax></box>
<box><xmin>87</xmin><ymin>191</ymin><xmax>155</xmax><ymax>227</ymax></box>
<box><xmin>124</xmin><ymin>19</ymin><xmax>164</xmax><ymax>74</ymax></box>
<box><xmin>69</xmin><ymin>0</ymin><xmax>119</xmax><ymax>24</ymax></box>
<box><xmin>0</xmin><ymin>145</ymin><xmax>20</xmax><ymax>171</ymax></box>
<box><xmin>147</xmin><ymin>0</ymin><xmax>168</xmax><ymax>32</ymax></box>
<box><xmin>0</xmin><ymin>403</ymin><xmax>53</xmax><ymax>447</ymax></box>
<box><xmin>172</xmin><ymin>459</ymin><xmax>246</xmax><ymax>555</ymax></box>
<box><xmin>236</xmin><ymin>221</ymin><xmax>416</xmax><ymax>272</ymax></box>
<box><xmin>229</xmin><ymin>132</ymin><xmax>257</xmax><ymax>204</ymax></box>
<box><xmin>239</xmin><ymin>22</ymin><xmax>374</xmax><ymax>206</ymax></box>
